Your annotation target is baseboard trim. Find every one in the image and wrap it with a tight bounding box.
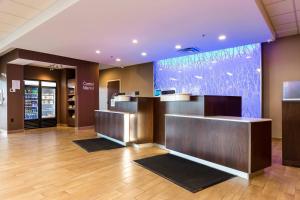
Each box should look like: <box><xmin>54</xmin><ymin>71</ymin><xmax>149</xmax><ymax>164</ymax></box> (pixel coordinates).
<box><xmin>7</xmin><ymin>129</ymin><xmax>25</xmax><ymax>134</ymax></box>
<box><xmin>283</xmin><ymin>160</ymin><xmax>300</xmax><ymax>167</ymax></box>
<box><xmin>133</xmin><ymin>143</ymin><xmax>154</xmax><ymax>148</ymax></box>
<box><xmin>96</xmin><ymin>133</ymin><xmax>127</xmax><ymax>146</ymax></box>
<box><xmin>57</xmin><ymin>123</ymin><xmax>68</xmax><ymax>127</ymax></box>
<box><xmin>76</xmin><ymin>125</ymin><xmax>94</xmax><ymax>130</ymax></box>
<box><xmin>153</xmin><ymin>143</ymin><xmax>167</xmax><ymax>150</ymax></box>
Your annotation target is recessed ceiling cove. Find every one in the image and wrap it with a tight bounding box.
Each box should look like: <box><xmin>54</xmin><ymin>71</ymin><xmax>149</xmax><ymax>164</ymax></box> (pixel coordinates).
<box><xmin>0</xmin><ymin>0</ymin><xmax>274</xmax><ymax>67</ymax></box>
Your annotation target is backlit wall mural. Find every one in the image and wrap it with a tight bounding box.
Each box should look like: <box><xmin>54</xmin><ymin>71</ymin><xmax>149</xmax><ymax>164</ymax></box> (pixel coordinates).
<box><xmin>154</xmin><ymin>43</ymin><xmax>262</xmax><ymax>117</ymax></box>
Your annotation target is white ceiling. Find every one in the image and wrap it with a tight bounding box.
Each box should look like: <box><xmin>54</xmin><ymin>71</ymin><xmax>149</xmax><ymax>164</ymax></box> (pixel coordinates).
<box><xmin>262</xmin><ymin>0</ymin><xmax>300</xmax><ymax>38</ymax></box>
<box><xmin>0</xmin><ymin>0</ymin><xmax>274</xmax><ymax>68</ymax></box>
<box><xmin>0</xmin><ymin>0</ymin><xmax>58</xmax><ymax>40</ymax></box>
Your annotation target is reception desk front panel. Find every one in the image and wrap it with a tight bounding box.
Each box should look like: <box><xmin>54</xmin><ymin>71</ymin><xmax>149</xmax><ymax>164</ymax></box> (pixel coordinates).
<box><xmin>95</xmin><ymin>110</ymin><xmax>130</xmax><ymax>144</ymax></box>
<box><xmin>165</xmin><ymin>114</ymin><xmax>272</xmax><ymax>177</ymax></box>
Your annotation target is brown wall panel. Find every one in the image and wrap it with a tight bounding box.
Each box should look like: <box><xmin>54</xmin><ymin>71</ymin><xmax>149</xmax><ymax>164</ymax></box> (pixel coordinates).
<box><xmin>76</xmin><ymin>63</ymin><xmax>99</xmax><ymax>127</ymax></box>
<box><xmin>7</xmin><ymin>64</ymin><xmax>24</xmax><ymax>131</ymax></box>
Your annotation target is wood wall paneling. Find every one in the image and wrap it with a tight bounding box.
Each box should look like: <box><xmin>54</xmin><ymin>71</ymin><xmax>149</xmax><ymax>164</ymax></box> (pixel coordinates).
<box><xmin>282</xmin><ymin>101</ymin><xmax>300</xmax><ymax>166</ymax></box>
<box><xmin>136</xmin><ymin>97</ymin><xmax>154</xmax><ymax>144</ymax></box>
<box><xmin>95</xmin><ymin>111</ymin><xmax>125</xmax><ymax>141</ymax></box>
<box><xmin>7</xmin><ymin>64</ymin><xmax>24</xmax><ymax>131</ymax></box>
<box><xmin>251</xmin><ymin>121</ymin><xmax>272</xmax><ymax>172</ymax></box>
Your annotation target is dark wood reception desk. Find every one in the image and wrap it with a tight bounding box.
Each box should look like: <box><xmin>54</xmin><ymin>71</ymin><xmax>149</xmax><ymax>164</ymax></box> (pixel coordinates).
<box><xmin>95</xmin><ymin>97</ymin><xmax>155</xmax><ymax>145</ymax></box>
<box><xmin>154</xmin><ymin>95</ymin><xmax>242</xmax><ymax>145</ymax></box>
<box><xmin>95</xmin><ymin>110</ymin><xmax>132</xmax><ymax>145</ymax></box>
<box><xmin>165</xmin><ymin>114</ymin><xmax>272</xmax><ymax>178</ymax></box>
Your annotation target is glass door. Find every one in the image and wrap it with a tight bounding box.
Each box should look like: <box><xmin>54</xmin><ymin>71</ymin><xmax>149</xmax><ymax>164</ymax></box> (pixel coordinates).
<box><xmin>24</xmin><ymin>80</ymin><xmax>39</xmax><ymax>120</ymax></box>
<box><xmin>41</xmin><ymin>81</ymin><xmax>56</xmax><ymax>119</ymax></box>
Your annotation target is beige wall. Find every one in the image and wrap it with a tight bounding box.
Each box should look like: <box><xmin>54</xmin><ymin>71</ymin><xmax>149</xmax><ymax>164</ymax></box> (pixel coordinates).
<box><xmin>99</xmin><ymin>62</ymin><xmax>153</xmax><ymax>109</ymax></box>
<box><xmin>263</xmin><ymin>35</ymin><xmax>300</xmax><ymax>138</ymax></box>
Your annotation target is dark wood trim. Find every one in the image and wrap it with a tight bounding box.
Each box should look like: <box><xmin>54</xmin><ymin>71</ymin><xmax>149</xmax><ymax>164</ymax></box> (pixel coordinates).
<box><xmin>282</xmin><ymin>101</ymin><xmax>300</xmax><ymax>167</ymax></box>
<box><xmin>250</xmin><ymin>121</ymin><xmax>272</xmax><ymax>172</ymax></box>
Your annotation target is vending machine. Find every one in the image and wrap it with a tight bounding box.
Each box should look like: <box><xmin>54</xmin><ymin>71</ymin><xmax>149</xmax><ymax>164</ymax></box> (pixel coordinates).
<box><xmin>24</xmin><ymin>80</ymin><xmax>57</xmax><ymax>129</ymax></box>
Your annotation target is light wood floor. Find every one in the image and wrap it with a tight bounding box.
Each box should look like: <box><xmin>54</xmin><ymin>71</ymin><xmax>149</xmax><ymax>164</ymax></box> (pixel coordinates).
<box><xmin>0</xmin><ymin>127</ymin><xmax>299</xmax><ymax>200</ymax></box>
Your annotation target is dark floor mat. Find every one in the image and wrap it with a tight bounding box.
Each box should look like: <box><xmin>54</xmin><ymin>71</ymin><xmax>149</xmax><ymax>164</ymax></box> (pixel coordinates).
<box><xmin>134</xmin><ymin>154</ymin><xmax>235</xmax><ymax>193</ymax></box>
<box><xmin>73</xmin><ymin>138</ymin><xmax>124</xmax><ymax>152</ymax></box>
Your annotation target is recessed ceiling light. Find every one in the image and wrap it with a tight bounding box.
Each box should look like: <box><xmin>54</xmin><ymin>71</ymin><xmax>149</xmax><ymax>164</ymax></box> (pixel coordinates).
<box><xmin>175</xmin><ymin>45</ymin><xmax>182</xmax><ymax>50</ymax></box>
<box><xmin>132</xmin><ymin>39</ymin><xmax>138</xmax><ymax>44</ymax></box>
<box><xmin>218</xmin><ymin>35</ymin><xmax>227</xmax><ymax>41</ymax></box>
<box><xmin>116</xmin><ymin>58</ymin><xmax>121</xmax><ymax>62</ymax></box>
<box><xmin>141</xmin><ymin>52</ymin><xmax>147</xmax><ymax>56</ymax></box>
<box><xmin>95</xmin><ymin>50</ymin><xmax>101</xmax><ymax>54</ymax></box>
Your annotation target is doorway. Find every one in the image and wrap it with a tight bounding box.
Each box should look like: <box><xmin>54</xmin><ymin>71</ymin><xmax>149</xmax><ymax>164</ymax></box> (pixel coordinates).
<box><xmin>107</xmin><ymin>80</ymin><xmax>120</xmax><ymax>110</ymax></box>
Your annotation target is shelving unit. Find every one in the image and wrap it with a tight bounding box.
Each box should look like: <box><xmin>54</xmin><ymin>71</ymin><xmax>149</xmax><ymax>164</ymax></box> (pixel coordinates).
<box><xmin>67</xmin><ymin>79</ymin><xmax>76</xmax><ymax>127</ymax></box>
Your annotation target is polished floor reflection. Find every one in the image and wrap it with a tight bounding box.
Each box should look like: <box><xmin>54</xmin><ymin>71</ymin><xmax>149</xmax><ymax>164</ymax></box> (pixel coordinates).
<box><xmin>0</xmin><ymin>127</ymin><xmax>299</xmax><ymax>200</ymax></box>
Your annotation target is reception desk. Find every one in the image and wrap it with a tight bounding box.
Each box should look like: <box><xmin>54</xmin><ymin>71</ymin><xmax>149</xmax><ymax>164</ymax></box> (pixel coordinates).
<box><xmin>94</xmin><ymin>110</ymin><xmax>132</xmax><ymax>145</ymax></box>
<box><xmin>95</xmin><ymin>97</ymin><xmax>155</xmax><ymax>145</ymax></box>
<box><xmin>165</xmin><ymin>114</ymin><xmax>272</xmax><ymax>178</ymax></box>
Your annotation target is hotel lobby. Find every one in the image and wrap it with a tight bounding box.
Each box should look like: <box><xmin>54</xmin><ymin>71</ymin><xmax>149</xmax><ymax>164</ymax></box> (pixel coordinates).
<box><xmin>0</xmin><ymin>0</ymin><xmax>300</xmax><ymax>199</ymax></box>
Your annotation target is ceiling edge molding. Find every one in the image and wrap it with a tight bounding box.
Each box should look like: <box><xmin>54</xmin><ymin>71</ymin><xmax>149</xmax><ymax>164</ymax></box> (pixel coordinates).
<box><xmin>0</xmin><ymin>0</ymin><xmax>80</xmax><ymax>53</ymax></box>
<box><xmin>255</xmin><ymin>0</ymin><xmax>276</xmax><ymax>40</ymax></box>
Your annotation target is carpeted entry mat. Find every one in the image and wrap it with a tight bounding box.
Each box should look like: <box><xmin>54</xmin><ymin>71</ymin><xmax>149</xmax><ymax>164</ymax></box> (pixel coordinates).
<box><xmin>73</xmin><ymin>138</ymin><xmax>124</xmax><ymax>152</ymax></box>
<box><xmin>134</xmin><ymin>154</ymin><xmax>235</xmax><ymax>193</ymax></box>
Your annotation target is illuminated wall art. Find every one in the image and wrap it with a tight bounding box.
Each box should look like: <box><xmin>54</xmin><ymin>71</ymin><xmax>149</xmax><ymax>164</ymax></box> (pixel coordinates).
<box><xmin>154</xmin><ymin>43</ymin><xmax>262</xmax><ymax>117</ymax></box>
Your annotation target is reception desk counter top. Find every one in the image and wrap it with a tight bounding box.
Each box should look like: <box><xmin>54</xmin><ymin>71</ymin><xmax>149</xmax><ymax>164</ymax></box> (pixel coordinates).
<box><xmin>165</xmin><ymin>114</ymin><xmax>272</xmax><ymax>123</ymax></box>
<box><xmin>95</xmin><ymin>109</ymin><xmax>131</xmax><ymax>114</ymax></box>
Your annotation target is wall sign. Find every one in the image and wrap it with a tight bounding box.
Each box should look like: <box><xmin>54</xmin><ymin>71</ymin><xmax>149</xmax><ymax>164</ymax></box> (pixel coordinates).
<box><xmin>82</xmin><ymin>81</ymin><xmax>94</xmax><ymax>91</ymax></box>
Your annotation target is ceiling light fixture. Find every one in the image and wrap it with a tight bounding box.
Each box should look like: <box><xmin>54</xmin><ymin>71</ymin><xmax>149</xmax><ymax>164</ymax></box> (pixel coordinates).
<box><xmin>132</xmin><ymin>39</ymin><xmax>138</xmax><ymax>44</ymax></box>
<box><xmin>116</xmin><ymin>58</ymin><xmax>121</xmax><ymax>62</ymax></box>
<box><xmin>175</xmin><ymin>45</ymin><xmax>182</xmax><ymax>50</ymax></box>
<box><xmin>49</xmin><ymin>64</ymin><xmax>63</xmax><ymax>71</ymax></box>
<box><xmin>141</xmin><ymin>52</ymin><xmax>147</xmax><ymax>56</ymax></box>
<box><xmin>218</xmin><ymin>34</ymin><xmax>227</xmax><ymax>41</ymax></box>
<box><xmin>95</xmin><ymin>50</ymin><xmax>101</xmax><ymax>54</ymax></box>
